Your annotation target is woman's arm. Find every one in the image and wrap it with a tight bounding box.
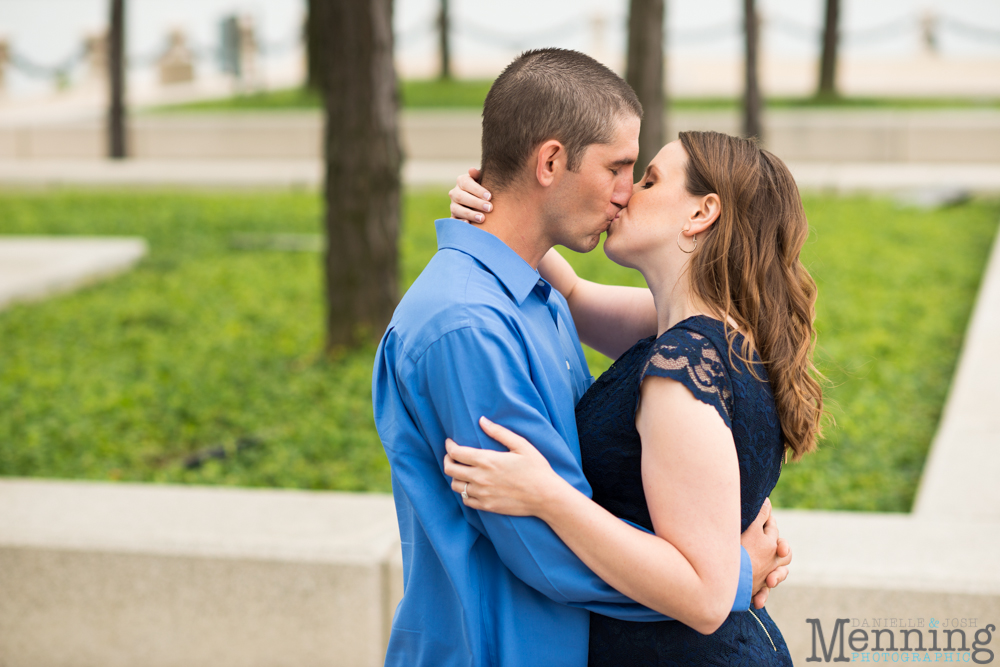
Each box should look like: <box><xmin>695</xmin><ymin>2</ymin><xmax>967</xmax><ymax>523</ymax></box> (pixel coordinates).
<box><xmin>449</xmin><ymin>170</ymin><xmax>657</xmax><ymax>359</ymax></box>
<box><xmin>538</xmin><ymin>249</ymin><xmax>656</xmax><ymax>360</ymax></box>
<box><xmin>445</xmin><ymin>377</ymin><xmax>744</xmax><ymax>634</ymax></box>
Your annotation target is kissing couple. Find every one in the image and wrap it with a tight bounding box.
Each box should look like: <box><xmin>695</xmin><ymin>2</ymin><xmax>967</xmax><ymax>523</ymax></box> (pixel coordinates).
<box><xmin>374</xmin><ymin>48</ymin><xmax>822</xmax><ymax>666</ymax></box>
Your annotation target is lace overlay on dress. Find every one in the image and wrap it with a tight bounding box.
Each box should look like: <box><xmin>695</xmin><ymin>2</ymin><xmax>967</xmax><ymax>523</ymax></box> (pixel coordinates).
<box><xmin>576</xmin><ymin>315</ymin><xmax>791</xmax><ymax>666</ymax></box>
<box><xmin>641</xmin><ymin>330</ymin><xmax>733</xmax><ymax>426</ymax></box>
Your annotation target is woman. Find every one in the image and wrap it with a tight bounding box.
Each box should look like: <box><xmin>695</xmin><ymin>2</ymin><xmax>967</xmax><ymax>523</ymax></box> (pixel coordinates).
<box><xmin>443</xmin><ymin>131</ymin><xmax>822</xmax><ymax>665</ymax></box>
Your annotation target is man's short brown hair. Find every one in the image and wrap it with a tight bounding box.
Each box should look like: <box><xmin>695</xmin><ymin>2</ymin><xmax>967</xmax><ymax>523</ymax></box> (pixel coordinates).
<box><xmin>480</xmin><ymin>48</ymin><xmax>643</xmax><ymax>192</ymax></box>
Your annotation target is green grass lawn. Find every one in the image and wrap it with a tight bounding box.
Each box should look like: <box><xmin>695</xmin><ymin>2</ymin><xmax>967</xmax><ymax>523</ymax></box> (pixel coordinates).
<box><xmin>0</xmin><ymin>190</ymin><xmax>996</xmax><ymax>511</ymax></box>
<box><xmin>153</xmin><ymin>80</ymin><xmax>1000</xmax><ymax>113</ymax></box>
<box><xmin>151</xmin><ymin>80</ymin><xmax>494</xmax><ymax>113</ymax></box>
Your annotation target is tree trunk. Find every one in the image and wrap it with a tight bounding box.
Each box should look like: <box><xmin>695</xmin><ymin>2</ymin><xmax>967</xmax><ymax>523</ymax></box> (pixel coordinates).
<box><xmin>742</xmin><ymin>0</ymin><xmax>762</xmax><ymax>140</ymax></box>
<box><xmin>305</xmin><ymin>0</ymin><xmax>324</xmax><ymax>92</ymax></box>
<box><xmin>438</xmin><ymin>0</ymin><xmax>451</xmax><ymax>80</ymax></box>
<box><xmin>314</xmin><ymin>0</ymin><xmax>401</xmax><ymax>350</ymax></box>
<box><xmin>625</xmin><ymin>0</ymin><xmax>665</xmax><ymax>174</ymax></box>
<box><xmin>108</xmin><ymin>0</ymin><xmax>126</xmax><ymax>158</ymax></box>
<box><xmin>816</xmin><ymin>0</ymin><xmax>839</xmax><ymax>98</ymax></box>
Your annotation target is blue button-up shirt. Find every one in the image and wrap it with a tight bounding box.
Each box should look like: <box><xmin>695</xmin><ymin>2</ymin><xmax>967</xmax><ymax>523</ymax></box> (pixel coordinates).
<box><xmin>373</xmin><ymin>219</ymin><xmax>752</xmax><ymax>667</ymax></box>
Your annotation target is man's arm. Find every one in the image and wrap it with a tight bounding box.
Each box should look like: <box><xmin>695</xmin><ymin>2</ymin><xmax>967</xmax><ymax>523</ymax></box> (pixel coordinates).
<box><xmin>402</xmin><ymin>324</ymin><xmax>754</xmax><ymax>619</ymax></box>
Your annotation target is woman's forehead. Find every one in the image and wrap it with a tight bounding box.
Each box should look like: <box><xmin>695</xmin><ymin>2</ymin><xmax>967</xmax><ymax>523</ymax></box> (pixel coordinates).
<box><xmin>648</xmin><ymin>142</ymin><xmax>686</xmax><ymax>177</ymax></box>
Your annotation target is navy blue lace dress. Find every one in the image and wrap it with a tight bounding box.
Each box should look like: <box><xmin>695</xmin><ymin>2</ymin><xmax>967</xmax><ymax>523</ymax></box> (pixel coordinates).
<box><xmin>577</xmin><ymin>315</ymin><xmax>793</xmax><ymax>666</ymax></box>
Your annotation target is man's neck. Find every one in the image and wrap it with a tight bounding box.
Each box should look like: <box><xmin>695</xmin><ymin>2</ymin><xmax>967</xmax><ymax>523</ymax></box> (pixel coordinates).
<box><xmin>474</xmin><ymin>189</ymin><xmax>552</xmax><ymax>269</ymax></box>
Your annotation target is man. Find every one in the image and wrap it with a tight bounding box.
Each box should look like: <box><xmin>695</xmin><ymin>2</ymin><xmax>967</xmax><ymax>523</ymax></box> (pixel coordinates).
<box><xmin>373</xmin><ymin>49</ymin><xmax>789</xmax><ymax>667</ymax></box>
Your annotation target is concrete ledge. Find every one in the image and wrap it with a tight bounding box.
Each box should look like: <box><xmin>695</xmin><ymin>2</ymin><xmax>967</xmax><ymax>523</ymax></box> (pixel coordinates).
<box><xmin>768</xmin><ymin>510</ymin><xmax>1000</xmax><ymax>596</ymax></box>
<box><xmin>914</xmin><ymin>226</ymin><xmax>1000</xmax><ymax>521</ymax></box>
<box><xmin>785</xmin><ymin>162</ymin><xmax>1000</xmax><ymax>195</ymax></box>
<box><xmin>766</xmin><ymin>510</ymin><xmax>1000</xmax><ymax>663</ymax></box>
<box><xmin>0</xmin><ymin>479</ymin><xmax>402</xmax><ymax>667</ymax></box>
<box><xmin>769</xmin><ymin>585</ymin><xmax>1000</xmax><ymax>664</ymax></box>
<box><xmin>5</xmin><ymin>480</ymin><xmax>999</xmax><ymax>667</ymax></box>
<box><xmin>0</xmin><ymin>236</ymin><xmax>147</xmax><ymax>310</ymax></box>
<box><xmin>2</xmin><ymin>109</ymin><xmax>1000</xmax><ymax>163</ymax></box>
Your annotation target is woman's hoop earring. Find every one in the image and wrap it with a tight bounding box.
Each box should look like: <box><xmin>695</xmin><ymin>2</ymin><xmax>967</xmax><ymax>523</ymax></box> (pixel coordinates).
<box><xmin>677</xmin><ymin>230</ymin><xmax>697</xmax><ymax>254</ymax></box>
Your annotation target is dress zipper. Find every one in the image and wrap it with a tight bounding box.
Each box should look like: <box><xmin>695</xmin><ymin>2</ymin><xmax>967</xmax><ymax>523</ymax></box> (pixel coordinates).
<box><xmin>748</xmin><ymin>608</ymin><xmax>778</xmax><ymax>651</ymax></box>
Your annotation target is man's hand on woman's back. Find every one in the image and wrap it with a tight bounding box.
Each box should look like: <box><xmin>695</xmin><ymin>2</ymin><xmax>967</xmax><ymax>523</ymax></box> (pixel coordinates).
<box><xmin>741</xmin><ymin>498</ymin><xmax>792</xmax><ymax>609</ymax></box>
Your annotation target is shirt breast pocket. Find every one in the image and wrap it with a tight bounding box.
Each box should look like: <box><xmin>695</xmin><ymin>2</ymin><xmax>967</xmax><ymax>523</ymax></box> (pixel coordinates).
<box><xmin>571</xmin><ymin>371</ymin><xmax>594</xmax><ymax>405</ymax></box>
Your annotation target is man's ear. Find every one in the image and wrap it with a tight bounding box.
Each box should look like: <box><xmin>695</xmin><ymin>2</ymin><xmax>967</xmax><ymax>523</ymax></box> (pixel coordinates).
<box><xmin>688</xmin><ymin>192</ymin><xmax>721</xmax><ymax>236</ymax></box>
<box><xmin>534</xmin><ymin>140</ymin><xmax>566</xmax><ymax>187</ymax></box>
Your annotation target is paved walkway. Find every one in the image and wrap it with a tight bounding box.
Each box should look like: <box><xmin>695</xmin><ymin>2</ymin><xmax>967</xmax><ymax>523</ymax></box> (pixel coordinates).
<box><xmin>0</xmin><ymin>237</ymin><xmax>147</xmax><ymax>311</ymax></box>
<box><xmin>2</xmin><ymin>159</ymin><xmax>1000</xmax><ymax>192</ymax></box>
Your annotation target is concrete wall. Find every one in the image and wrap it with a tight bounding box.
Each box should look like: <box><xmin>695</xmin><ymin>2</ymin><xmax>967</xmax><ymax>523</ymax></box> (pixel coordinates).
<box><xmin>763</xmin><ymin>510</ymin><xmax>1000</xmax><ymax>662</ymax></box>
<box><xmin>4</xmin><ymin>481</ymin><xmax>999</xmax><ymax>667</ymax></box>
<box><xmin>770</xmin><ymin>586</ymin><xmax>1000</xmax><ymax>662</ymax></box>
<box><xmin>913</xmin><ymin>226</ymin><xmax>1000</xmax><ymax>522</ymax></box>
<box><xmin>0</xmin><ymin>481</ymin><xmax>402</xmax><ymax>667</ymax></box>
<box><xmin>1</xmin><ymin>109</ymin><xmax>998</xmax><ymax>163</ymax></box>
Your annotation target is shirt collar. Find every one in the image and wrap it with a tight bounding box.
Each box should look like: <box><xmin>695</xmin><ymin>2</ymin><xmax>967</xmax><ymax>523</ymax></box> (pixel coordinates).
<box><xmin>435</xmin><ymin>218</ymin><xmax>542</xmax><ymax>306</ymax></box>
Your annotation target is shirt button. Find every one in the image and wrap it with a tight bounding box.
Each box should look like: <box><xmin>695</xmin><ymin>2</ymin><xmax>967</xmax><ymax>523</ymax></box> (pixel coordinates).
<box><xmin>566</xmin><ymin>360</ymin><xmax>571</xmax><ymax>370</ymax></box>
<box><xmin>537</xmin><ymin>279</ymin><xmax>545</xmax><ymax>287</ymax></box>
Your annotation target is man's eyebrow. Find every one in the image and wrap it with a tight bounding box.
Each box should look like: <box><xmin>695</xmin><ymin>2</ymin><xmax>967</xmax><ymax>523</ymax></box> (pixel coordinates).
<box><xmin>609</xmin><ymin>157</ymin><xmax>636</xmax><ymax>168</ymax></box>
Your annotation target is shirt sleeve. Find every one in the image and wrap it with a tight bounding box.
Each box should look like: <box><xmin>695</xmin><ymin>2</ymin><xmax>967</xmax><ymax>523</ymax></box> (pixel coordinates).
<box><xmin>403</xmin><ymin>323</ymin><xmax>752</xmax><ymax>619</ymax></box>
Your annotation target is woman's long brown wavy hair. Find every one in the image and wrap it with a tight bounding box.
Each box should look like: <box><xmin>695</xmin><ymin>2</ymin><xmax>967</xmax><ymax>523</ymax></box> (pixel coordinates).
<box><xmin>678</xmin><ymin>130</ymin><xmax>823</xmax><ymax>461</ymax></box>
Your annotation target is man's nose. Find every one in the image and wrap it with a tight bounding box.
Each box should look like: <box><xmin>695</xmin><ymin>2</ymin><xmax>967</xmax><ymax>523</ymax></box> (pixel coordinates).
<box><xmin>612</xmin><ymin>175</ymin><xmax>633</xmax><ymax>207</ymax></box>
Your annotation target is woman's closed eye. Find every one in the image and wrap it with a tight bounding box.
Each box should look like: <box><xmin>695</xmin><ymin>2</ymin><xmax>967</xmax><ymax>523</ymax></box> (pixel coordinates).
<box><xmin>642</xmin><ymin>179</ymin><xmax>654</xmax><ymax>189</ymax></box>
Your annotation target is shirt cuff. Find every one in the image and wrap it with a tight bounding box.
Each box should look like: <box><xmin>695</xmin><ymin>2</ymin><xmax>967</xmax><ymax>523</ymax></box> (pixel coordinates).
<box><xmin>734</xmin><ymin>546</ymin><xmax>753</xmax><ymax>611</ymax></box>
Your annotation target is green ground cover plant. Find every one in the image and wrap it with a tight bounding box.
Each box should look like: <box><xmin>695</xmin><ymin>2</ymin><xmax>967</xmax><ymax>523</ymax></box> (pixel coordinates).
<box><xmin>154</xmin><ymin>80</ymin><xmax>1000</xmax><ymax>113</ymax></box>
<box><xmin>152</xmin><ymin>79</ymin><xmax>493</xmax><ymax>113</ymax></box>
<box><xmin>0</xmin><ymin>190</ymin><xmax>996</xmax><ymax>511</ymax></box>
